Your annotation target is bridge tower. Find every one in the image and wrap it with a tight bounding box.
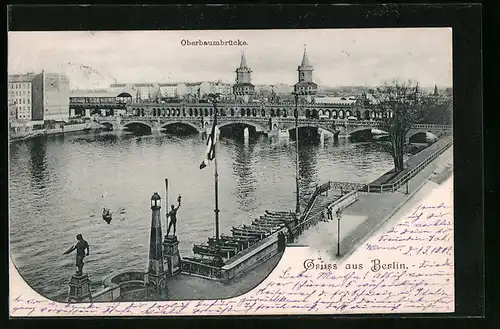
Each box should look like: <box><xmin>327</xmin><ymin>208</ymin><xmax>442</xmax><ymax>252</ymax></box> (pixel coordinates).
<box><xmin>294</xmin><ymin>46</ymin><xmax>317</xmax><ymax>103</ymax></box>
<box><xmin>233</xmin><ymin>52</ymin><xmax>255</xmax><ymax>103</ymax></box>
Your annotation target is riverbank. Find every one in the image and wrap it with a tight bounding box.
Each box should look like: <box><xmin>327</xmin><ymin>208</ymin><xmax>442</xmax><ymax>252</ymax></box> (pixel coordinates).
<box><xmin>9</xmin><ymin>122</ymin><xmax>101</xmax><ymax>143</ymax></box>
<box><xmin>369</xmin><ymin>135</ymin><xmax>453</xmax><ymax>186</ymax></box>
<box><xmin>291</xmin><ymin>141</ymin><xmax>453</xmax><ymax>258</ymax></box>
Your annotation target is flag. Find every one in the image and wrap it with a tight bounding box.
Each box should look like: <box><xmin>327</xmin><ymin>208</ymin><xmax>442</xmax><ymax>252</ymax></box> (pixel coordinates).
<box><xmin>199</xmin><ymin>123</ymin><xmax>218</xmax><ymax>169</ymax></box>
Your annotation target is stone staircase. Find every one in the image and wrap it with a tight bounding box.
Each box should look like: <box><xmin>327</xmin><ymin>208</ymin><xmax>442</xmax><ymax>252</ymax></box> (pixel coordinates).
<box><xmin>305</xmin><ymin>193</ymin><xmax>342</xmax><ymax>221</ymax></box>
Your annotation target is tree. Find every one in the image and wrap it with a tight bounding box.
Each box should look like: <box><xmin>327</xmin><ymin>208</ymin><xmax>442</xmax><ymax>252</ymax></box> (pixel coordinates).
<box><xmin>377</xmin><ymin>79</ymin><xmax>428</xmax><ymax>172</ymax></box>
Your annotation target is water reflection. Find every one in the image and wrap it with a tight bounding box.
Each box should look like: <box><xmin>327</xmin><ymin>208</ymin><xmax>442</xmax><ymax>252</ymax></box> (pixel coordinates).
<box><xmin>232</xmin><ymin>137</ymin><xmax>258</xmax><ymax>212</ymax></box>
<box><xmin>298</xmin><ymin>140</ymin><xmax>319</xmax><ymax>199</ymax></box>
<box><xmin>28</xmin><ymin>137</ymin><xmax>48</xmax><ymax>190</ymax></box>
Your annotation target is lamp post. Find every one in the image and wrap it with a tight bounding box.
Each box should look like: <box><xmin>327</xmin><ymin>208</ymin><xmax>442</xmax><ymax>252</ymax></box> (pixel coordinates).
<box><xmin>336</xmin><ymin>209</ymin><xmax>342</xmax><ymax>257</ymax></box>
<box><xmin>292</xmin><ymin>92</ymin><xmax>300</xmax><ymax>215</ymax></box>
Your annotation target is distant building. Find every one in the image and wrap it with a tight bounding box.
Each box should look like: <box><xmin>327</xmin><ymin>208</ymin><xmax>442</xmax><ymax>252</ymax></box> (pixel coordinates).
<box><xmin>159</xmin><ymin>83</ymin><xmax>178</xmax><ymax>98</ymax></box>
<box><xmin>9</xmin><ymin>71</ymin><xmax>70</xmax><ymax>122</ymax></box>
<box><xmin>273</xmin><ymin>84</ymin><xmax>294</xmax><ymax>95</ymax></box>
<box><xmin>212</xmin><ymin>81</ymin><xmax>233</xmax><ymax>96</ymax></box>
<box><xmin>314</xmin><ymin>96</ymin><xmax>357</xmax><ymax>106</ymax></box>
<box><xmin>185</xmin><ymin>82</ymin><xmax>200</xmax><ymax>97</ymax></box>
<box><xmin>177</xmin><ymin>83</ymin><xmax>187</xmax><ymax>97</ymax></box>
<box><xmin>8</xmin><ymin>73</ymin><xmax>36</xmax><ymax>120</ymax></box>
<box><xmin>42</xmin><ymin>72</ymin><xmax>70</xmax><ymax>122</ymax></box>
<box><xmin>69</xmin><ymin>89</ymin><xmax>122</xmax><ymax>117</ymax></box>
<box><xmin>109</xmin><ymin>83</ymin><xmax>159</xmax><ymax>103</ymax></box>
<box><xmin>198</xmin><ymin>82</ymin><xmax>212</xmax><ymax>98</ymax></box>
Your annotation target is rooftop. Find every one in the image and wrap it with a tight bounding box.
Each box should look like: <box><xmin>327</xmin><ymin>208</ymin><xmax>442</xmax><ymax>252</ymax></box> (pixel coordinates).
<box><xmin>8</xmin><ymin>73</ymin><xmax>37</xmax><ymax>83</ymax></box>
<box><xmin>314</xmin><ymin>97</ymin><xmax>357</xmax><ymax>105</ymax></box>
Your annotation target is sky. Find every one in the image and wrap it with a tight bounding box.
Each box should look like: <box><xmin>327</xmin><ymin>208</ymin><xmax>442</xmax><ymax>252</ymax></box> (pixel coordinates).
<box><xmin>8</xmin><ymin>28</ymin><xmax>452</xmax><ymax>90</ymax></box>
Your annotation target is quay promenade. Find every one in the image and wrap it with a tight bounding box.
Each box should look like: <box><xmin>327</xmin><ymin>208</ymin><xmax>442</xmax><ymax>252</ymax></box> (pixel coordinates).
<box><xmin>291</xmin><ymin>140</ymin><xmax>453</xmax><ymax>258</ymax></box>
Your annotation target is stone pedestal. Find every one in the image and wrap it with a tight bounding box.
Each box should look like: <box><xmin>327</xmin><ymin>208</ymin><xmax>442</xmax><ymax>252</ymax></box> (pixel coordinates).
<box><xmin>144</xmin><ymin>271</ymin><xmax>168</xmax><ymax>298</ymax></box>
<box><xmin>163</xmin><ymin>235</ymin><xmax>181</xmax><ymax>276</ymax></box>
<box><xmin>68</xmin><ymin>273</ymin><xmax>92</xmax><ymax>303</ymax></box>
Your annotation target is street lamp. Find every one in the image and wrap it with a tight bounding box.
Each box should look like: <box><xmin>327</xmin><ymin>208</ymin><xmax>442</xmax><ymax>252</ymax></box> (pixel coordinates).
<box><xmin>292</xmin><ymin>92</ymin><xmax>300</xmax><ymax>215</ymax></box>
<box><xmin>336</xmin><ymin>209</ymin><xmax>342</xmax><ymax>257</ymax></box>
<box><xmin>151</xmin><ymin>192</ymin><xmax>161</xmax><ymax>209</ymax></box>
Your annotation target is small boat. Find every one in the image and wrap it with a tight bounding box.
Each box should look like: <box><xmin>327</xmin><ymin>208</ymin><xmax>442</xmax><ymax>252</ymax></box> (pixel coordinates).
<box><xmin>102</xmin><ymin>208</ymin><xmax>112</xmax><ymax>224</ymax></box>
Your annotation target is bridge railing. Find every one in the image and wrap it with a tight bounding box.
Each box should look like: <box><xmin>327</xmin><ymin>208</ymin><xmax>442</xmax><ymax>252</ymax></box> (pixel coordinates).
<box><xmin>293</xmin><ymin>182</ymin><xmax>359</xmax><ymax>238</ymax></box>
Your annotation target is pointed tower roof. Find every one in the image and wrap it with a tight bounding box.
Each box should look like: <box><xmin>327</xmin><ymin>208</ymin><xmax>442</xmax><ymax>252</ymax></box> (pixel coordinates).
<box><xmin>239</xmin><ymin>52</ymin><xmax>248</xmax><ymax>69</ymax></box>
<box><xmin>433</xmin><ymin>84</ymin><xmax>439</xmax><ymax>96</ymax></box>
<box><xmin>299</xmin><ymin>45</ymin><xmax>312</xmax><ymax>68</ymax></box>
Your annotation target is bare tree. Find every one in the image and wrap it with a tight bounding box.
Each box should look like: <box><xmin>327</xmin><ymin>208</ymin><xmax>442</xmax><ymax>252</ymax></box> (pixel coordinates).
<box><xmin>377</xmin><ymin>79</ymin><xmax>428</xmax><ymax>172</ymax></box>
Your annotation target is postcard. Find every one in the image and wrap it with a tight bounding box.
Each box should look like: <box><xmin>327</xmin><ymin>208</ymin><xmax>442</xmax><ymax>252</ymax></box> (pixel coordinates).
<box><xmin>9</xmin><ymin>28</ymin><xmax>455</xmax><ymax>316</ymax></box>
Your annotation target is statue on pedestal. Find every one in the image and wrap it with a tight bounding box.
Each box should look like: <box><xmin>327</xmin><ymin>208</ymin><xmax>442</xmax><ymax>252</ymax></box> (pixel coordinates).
<box><xmin>63</xmin><ymin>234</ymin><xmax>90</xmax><ymax>276</ymax></box>
<box><xmin>166</xmin><ymin>195</ymin><xmax>181</xmax><ymax>236</ymax></box>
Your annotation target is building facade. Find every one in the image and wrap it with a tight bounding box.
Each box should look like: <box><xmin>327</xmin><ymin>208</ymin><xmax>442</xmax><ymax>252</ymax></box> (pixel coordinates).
<box><xmin>158</xmin><ymin>83</ymin><xmax>178</xmax><ymax>99</ymax></box>
<box><xmin>8</xmin><ymin>73</ymin><xmax>36</xmax><ymax>120</ymax></box>
<box><xmin>213</xmin><ymin>81</ymin><xmax>233</xmax><ymax>97</ymax></box>
<box><xmin>43</xmin><ymin>72</ymin><xmax>70</xmax><ymax>122</ymax></box>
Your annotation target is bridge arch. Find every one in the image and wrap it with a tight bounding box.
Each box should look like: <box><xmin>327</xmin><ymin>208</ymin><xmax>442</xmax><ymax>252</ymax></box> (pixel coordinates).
<box><xmin>218</xmin><ymin>120</ymin><xmax>267</xmax><ymax>133</ymax></box>
<box><xmin>348</xmin><ymin>126</ymin><xmax>383</xmax><ymax>136</ymax></box>
<box><xmin>100</xmin><ymin>122</ymin><xmax>114</xmax><ymax>130</ymax></box>
<box><xmin>407</xmin><ymin>130</ymin><xmax>438</xmax><ymax>143</ymax></box>
<box><xmin>123</xmin><ymin>121</ymin><xmax>153</xmax><ymax>132</ymax></box>
<box><xmin>161</xmin><ymin>121</ymin><xmax>202</xmax><ymax>133</ymax></box>
<box><xmin>290</xmin><ymin>124</ymin><xmax>338</xmax><ymax>136</ymax></box>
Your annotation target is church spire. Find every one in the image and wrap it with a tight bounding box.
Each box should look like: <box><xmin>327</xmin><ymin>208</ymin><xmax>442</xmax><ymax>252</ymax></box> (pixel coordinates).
<box><xmin>300</xmin><ymin>45</ymin><xmax>310</xmax><ymax>67</ymax></box>
<box><xmin>239</xmin><ymin>52</ymin><xmax>248</xmax><ymax>69</ymax></box>
<box><xmin>433</xmin><ymin>84</ymin><xmax>439</xmax><ymax>96</ymax></box>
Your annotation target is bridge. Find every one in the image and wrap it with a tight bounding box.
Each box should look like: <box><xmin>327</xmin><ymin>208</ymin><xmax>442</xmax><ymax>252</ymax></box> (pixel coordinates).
<box><xmin>95</xmin><ymin>113</ymin><xmax>452</xmax><ymax>141</ymax></box>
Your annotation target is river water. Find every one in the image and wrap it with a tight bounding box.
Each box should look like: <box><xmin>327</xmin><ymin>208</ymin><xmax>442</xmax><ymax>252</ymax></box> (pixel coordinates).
<box><xmin>9</xmin><ymin>129</ymin><xmax>400</xmax><ymax>301</ymax></box>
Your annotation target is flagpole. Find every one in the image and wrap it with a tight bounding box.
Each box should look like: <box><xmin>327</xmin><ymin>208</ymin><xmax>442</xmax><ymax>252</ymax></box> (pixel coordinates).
<box><xmin>211</xmin><ymin>93</ymin><xmax>222</xmax><ymax>266</ymax></box>
<box><xmin>214</xmin><ymin>100</ymin><xmax>220</xmax><ymax>243</ymax></box>
<box><xmin>293</xmin><ymin>92</ymin><xmax>300</xmax><ymax>215</ymax></box>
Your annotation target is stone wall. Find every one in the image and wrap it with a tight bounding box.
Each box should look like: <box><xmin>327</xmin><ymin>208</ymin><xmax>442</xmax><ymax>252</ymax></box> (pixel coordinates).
<box><xmin>221</xmin><ymin>228</ymin><xmax>287</xmax><ymax>281</ymax></box>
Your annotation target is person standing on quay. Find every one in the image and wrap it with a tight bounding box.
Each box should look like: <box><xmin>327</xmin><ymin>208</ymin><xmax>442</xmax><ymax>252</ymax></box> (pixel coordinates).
<box><xmin>327</xmin><ymin>207</ymin><xmax>334</xmax><ymax>221</ymax></box>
